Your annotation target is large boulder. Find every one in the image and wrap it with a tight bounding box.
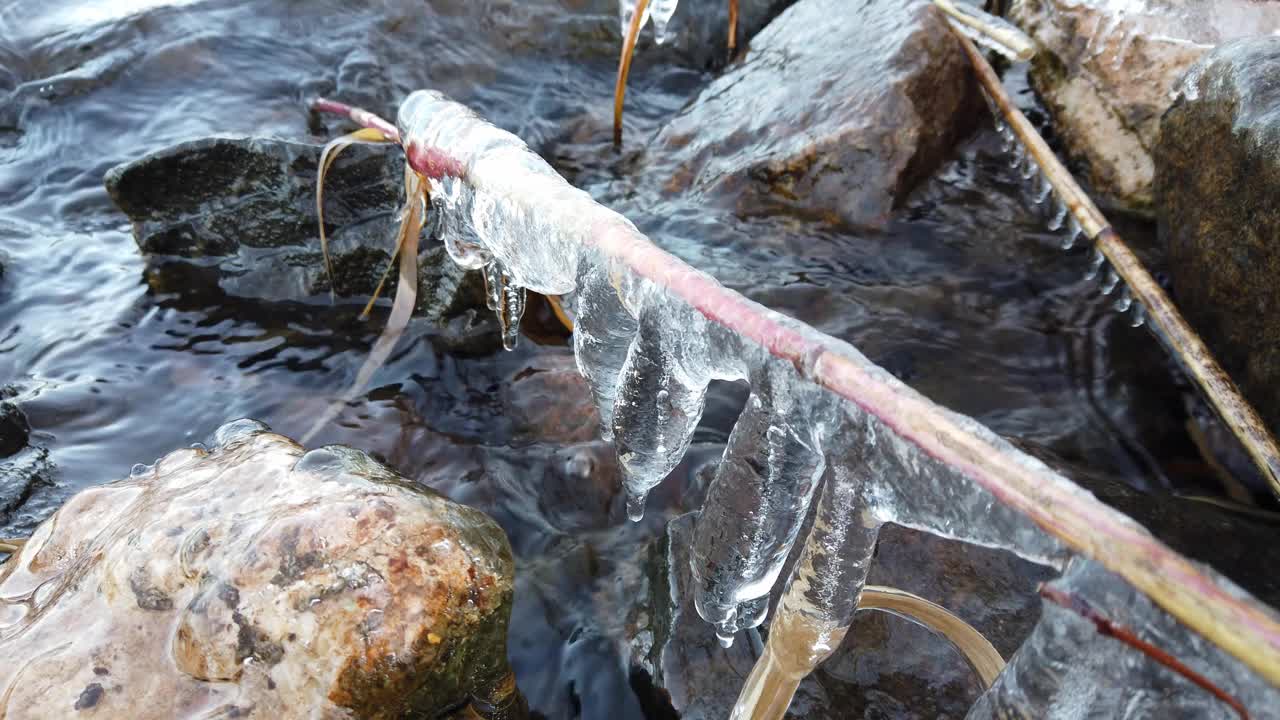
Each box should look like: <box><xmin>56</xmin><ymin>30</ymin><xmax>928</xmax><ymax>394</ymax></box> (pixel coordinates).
<box><xmin>1156</xmin><ymin>37</ymin><xmax>1280</xmax><ymax>440</ymax></box>
<box><xmin>655</xmin><ymin>0</ymin><xmax>980</xmax><ymax>228</ymax></box>
<box><xmin>1007</xmin><ymin>0</ymin><xmax>1280</xmax><ymax>212</ymax></box>
<box><xmin>0</xmin><ymin>420</ymin><xmax>517</xmax><ymax>719</ymax></box>
<box><xmin>104</xmin><ymin>137</ymin><xmax>486</xmax><ymax>321</ymax></box>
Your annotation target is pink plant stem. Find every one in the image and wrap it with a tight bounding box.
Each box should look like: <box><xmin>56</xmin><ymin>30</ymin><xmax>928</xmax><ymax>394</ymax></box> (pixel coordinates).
<box><xmin>312</xmin><ymin>97</ymin><xmax>400</xmax><ymax>143</ymax></box>
<box><xmin>307</xmin><ymin>98</ymin><xmax>1280</xmax><ymax>685</ymax></box>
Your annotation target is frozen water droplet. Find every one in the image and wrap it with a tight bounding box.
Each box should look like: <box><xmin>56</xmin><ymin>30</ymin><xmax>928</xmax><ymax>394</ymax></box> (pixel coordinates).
<box><xmin>483</xmin><ymin>263</ymin><xmax>526</xmax><ymax>351</ymax></box>
<box><xmin>1085</xmin><ymin>249</ymin><xmax>1106</xmax><ymax>280</ymax></box>
<box><xmin>189</xmin><ymin>442</ymin><xmax>207</xmax><ymax>453</ymax></box>
<box><xmin>1101</xmin><ymin>269</ymin><xmax>1120</xmax><ymax>295</ymax></box>
<box><xmin>716</xmin><ymin>627</ymin><xmax>735</xmax><ymax>648</ymax></box>
<box><xmin>213</xmin><ymin>419</ymin><xmax>269</xmax><ymax>447</ymax></box>
<box><xmin>1047</xmin><ymin>200</ymin><xmax>1069</xmax><ymax>232</ymax></box>
<box><xmin>1114</xmin><ymin>287</ymin><xmax>1132</xmax><ymax>313</ymax></box>
<box><xmin>1062</xmin><ymin>215</ymin><xmax>1085</xmax><ymax>250</ymax></box>
<box><xmin>1020</xmin><ymin>156</ymin><xmax>1038</xmax><ymax>181</ymax></box>
<box><xmin>650</xmin><ymin>0</ymin><xmax>679</xmax><ymax>44</ymax></box>
<box><xmin>1130</xmin><ymin>304</ymin><xmax>1146</xmax><ymax>328</ymax></box>
<box><xmin>130</xmin><ymin>463</ymin><xmax>150</xmax><ymax>477</ymax></box>
<box><xmin>1008</xmin><ymin>142</ymin><xmax>1027</xmax><ymax>169</ymax></box>
<box><xmin>626</xmin><ymin>489</ymin><xmax>648</xmax><ymax>522</ymax></box>
<box><xmin>1033</xmin><ymin>174</ymin><xmax>1053</xmax><ymax>205</ymax></box>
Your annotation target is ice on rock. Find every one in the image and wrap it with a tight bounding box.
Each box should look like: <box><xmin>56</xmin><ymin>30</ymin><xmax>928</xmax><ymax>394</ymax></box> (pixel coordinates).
<box><xmin>649</xmin><ymin>0</ymin><xmax>680</xmax><ymax>44</ymax></box>
<box><xmin>611</xmin><ymin>302</ymin><xmax>711</xmax><ymax>521</ymax></box>
<box><xmin>690</xmin><ymin>368</ymin><xmax>827</xmax><ymax>647</ymax></box>
<box><xmin>573</xmin><ymin>266</ymin><xmax>640</xmax><ymax>441</ymax></box>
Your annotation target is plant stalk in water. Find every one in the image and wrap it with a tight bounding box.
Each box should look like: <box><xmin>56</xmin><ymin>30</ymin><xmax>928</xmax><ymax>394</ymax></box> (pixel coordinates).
<box><xmin>954</xmin><ymin>29</ymin><xmax>1280</xmax><ymax>502</ymax></box>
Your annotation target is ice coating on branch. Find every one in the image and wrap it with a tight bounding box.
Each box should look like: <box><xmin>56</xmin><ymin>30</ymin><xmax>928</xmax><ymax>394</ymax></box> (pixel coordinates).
<box><xmin>970</xmin><ymin>558</ymin><xmax>1280</xmax><ymax>718</ymax></box>
<box><xmin>611</xmin><ymin>302</ymin><xmax>712</xmax><ymax>521</ymax></box>
<box><xmin>397</xmin><ymin>90</ymin><xmax>592</xmax><ymax>296</ymax></box>
<box><xmin>573</xmin><ymin>266</ymin><xmax>639</xmax><ymax>441</ymax></box>
<box><xmin>618</xmin><ymin>0</ymin><xmax>651</xmax><ymax>36</ymax></box>
<box><xmin>690</xmin><ymin>368</ymin><xmax>827</xmax><ymax>646</ymax></box>
<box><xmin>649</xmin><ymin>0</ymin><xmax>680</xmax><ymax>44</ymax></box>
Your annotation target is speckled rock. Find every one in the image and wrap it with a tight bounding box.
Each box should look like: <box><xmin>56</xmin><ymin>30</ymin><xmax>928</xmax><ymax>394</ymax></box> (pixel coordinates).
<box><xmin>0</xmin><ymin>420</ymin><xmax>516</xmax><ymax>719</ymax></box>
<box><xmin>656</xmin><ymin>0</ymin><xmax>979</xmax><ymax>227</ymax></box>
<box><xmin>1007</xmin><ymin>0</ymin><xmax>1280</xmax><ymax>212</ymax></box>
<box><xmin>104</xmin><ymin>137</ymin><xmax>486</xmax><ymax>320</ymax></box>
<box><xmin>1156</xmin><ymin>37</ymin><xmax>1280</xmax><ymax>441</ymax></box>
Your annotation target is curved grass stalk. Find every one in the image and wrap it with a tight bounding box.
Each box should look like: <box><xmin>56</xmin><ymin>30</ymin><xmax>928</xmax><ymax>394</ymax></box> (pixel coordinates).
<box><xmin>732</xmin><ymin>586</ymin><xmax>1004</xmax><ymax>720</ymax></box>
<box><xmin>613</xmin><ymin>0</ymin><xmax>652</xmax><ymax>146</ymax></box>
<box><xmin>312</xmin><ymin>97</ymin><xmax>1280</xmax><ymax>687</ymax></box>
<box><xmin>301</xmin><ymin>168</ymin><xmax>428</xmax><ymax>445</ymax></box>
<box><xmin>954</xmin><ymin>31</ymin><xmax>1280</xmax><ymax>502</ymax></box>
<box><xmin>317</xmin><ymin>127</ymin><xmax>396</xmax><ymax>300</ymax></box>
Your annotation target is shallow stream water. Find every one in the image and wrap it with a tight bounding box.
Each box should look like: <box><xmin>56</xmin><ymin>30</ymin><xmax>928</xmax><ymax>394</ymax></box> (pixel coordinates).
<box><xmin>0</xmin><ymin>1</ymin><xmax>1258</xmax><ymax>717</ymax></box>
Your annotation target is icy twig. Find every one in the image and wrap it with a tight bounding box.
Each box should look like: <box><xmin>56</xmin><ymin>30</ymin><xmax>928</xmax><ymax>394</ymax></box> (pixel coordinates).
<box><xmin>310</xmin><ymin>96</ymin><xmax>1280</xmax><ymax>686</ymax></box>
<box><xmin>613</xmin><ymin>0</ymin><xmax>652</xmax><ymax>146</ymax></box>
<box><xmin>1039</xmin><ymin>584</ymin><xmax>1249</xmax><ymax>719</ymax></box>
<box><xmin>931</xmin><ymin>0</ymin><xmax>1035</xmax><ymax>62</ymax></box>
<box><xmin>955</xmin><ymin>31</ymin><xmax>1280</xmax><ymax>503</ymax></box>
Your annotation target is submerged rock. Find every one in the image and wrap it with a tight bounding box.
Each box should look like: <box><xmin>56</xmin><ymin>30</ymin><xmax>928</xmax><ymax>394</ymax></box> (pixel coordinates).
<box><xmin>624</xmin><ymin>514</ymin><xmax>1049</xmax><ymax>718</ymax></box>
<box><xmin>0</xmin><ymin>421</ymin><xmax>517</xmax><ymax>719</ymax></box>
<box><xmin>1156</xmin><ymin>37</ymin><xmax>1280</xmax><ymax>440</ymax></box>
<box><xmin>1008</xmin><ymin>0</ymin><xmax>1280</xmax><ymax>212</ymax></box>
<box><xmin>0</xmin><ymin>395</ymin><xmax>28</xmax><ymax>459</ymax></box>
<box><xmin>104</xmin><ymin>137</ymin><xmax>486</xmax><ymax>320</ymax></box>
<box><xmin>657</xmin><ymin>0</ymin><xmax>979</xmax><ymax>227</ymax></box>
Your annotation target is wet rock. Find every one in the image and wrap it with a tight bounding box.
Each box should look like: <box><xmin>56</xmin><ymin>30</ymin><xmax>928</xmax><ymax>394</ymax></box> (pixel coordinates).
<box><xmin>657</xmin><ymin>0</ymin><xmax>979</xmax><ymax>227</ymax></box>
<box><xmin>0</xmin><ymin>395</ymin><xmax>29</xmax><ymax>459</ymax></box>
<box><xmin>1007</xmin><ymin>0</ymin><xmax>1280</xmax><ymax>212</ymax></box>
<box><xmin>0</xmin><ymin>421</ymin><xmax>517</xmax><ymax>719</ymax></box>
<box><xmin>624</xmin><ymin>514</ymin><xmax>1049</xmax><ymax>718</ymax></box>
<box><xmin>104</xmin><ymin>137</ymin><xmax>486</xmax><ymax>320</ymax></box>
<box><xmin>503</xmin><ymin>354</ymin><xmax>600</xmax><ymax>445</ymax></box>
<box><xmin>1156</xmin><ymin>37</ymin><xmax>1280</xmax><ymax>440</ymax></box>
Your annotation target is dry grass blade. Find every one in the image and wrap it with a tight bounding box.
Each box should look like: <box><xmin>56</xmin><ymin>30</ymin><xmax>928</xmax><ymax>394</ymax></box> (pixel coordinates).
<box><xmin>0</xmin><ymin>538</ymin><xmax>25</xmax><ymax>556</ymax></box>
<box><xmin>316</xmin><ymin>127</ymin><xmax>395</xmax><ymax>301</ymax></box>
<box><xmin>613</xmin><ymin>0</ymin><xmax>652</xmax><ymax>146</ymax></box>
<box><xmin>302</xmin><ymin>169</ymin><xmax>428</xmax><ymax>445</ymax></box>
<box><xmin>860</xmin><ymin>585</ymin><xmax>1004</xmax><ymax>687</ymax></box>
<box><xmin>954</xmin><ymin>30</ymin><xmax>1280</xmax><ymax>502</ymax></box>
<box><xmin>727</xmin><ymin>0</ymin><xmax>739</xmax><ymax>57</ymax></box>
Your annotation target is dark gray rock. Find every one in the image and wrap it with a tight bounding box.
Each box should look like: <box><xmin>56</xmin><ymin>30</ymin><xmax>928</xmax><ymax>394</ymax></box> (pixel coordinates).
<box><xmin>655</xmin><ymin>0</ymin><xmax>979</xmax><ymax>227</ymax></box>
<box><xmin>1156</xmin><ymin>37</ymin><xmax>1280</xmax><ymax>440</ymax></box>
<box><xmin>104</xmin><ymin>137</ymin><xmax>486</xmax><ymax>321</ymax></box>
<box><xmin>0</xmin><ymin>397</ymin><xmax>28</xmax><ymax>459</ymax></box>
<box><xmin>625</xmin><ymin>514</ymin><xmax>1050</xmax><ymax>719</ymax></box>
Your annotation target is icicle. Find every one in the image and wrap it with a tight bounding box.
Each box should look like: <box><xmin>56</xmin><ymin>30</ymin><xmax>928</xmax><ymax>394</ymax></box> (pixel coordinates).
<box><xmin>1033</xmin><ymin>173</ymin><xmax>1053</xmax><ymax>205</ymax></box>
<box><xmin>1047</xmin><ymin>199</ymin><xmax>1069</xmax><ymax>232</ymax></box>
<box><xmin>1008</xmin><ymin>142</ymin><xmax>1027</xmax><ymax>170</ymax></box>
<box><xmin>690</xmin><ymin>370</ymin><xmax>826</xmax><ymax>647</ymax></box>
<box><xmin>436</xmin><ymin>177</ymin><xmax>490</xmax><ymax>270</ymax></box>
<box><xmin>573</xmin><ymin>267</ymin><xmax>639</xmax><ymax>441</ymax></box>
<box><xmin>1130</xmin><ymin>303</ymin><xmax>1146</xmax><ymax>328</ymax></box>
<box><xmin>619</xmin><ymin>0</ymin><xmax>651</xmax><ymax>36</ymax></box>
<box><xmin>1062</xmin><ymin>215</ymin><xmax>1085</xmax><ymax>251</ymax></box>
<box><xmin>999</xmin><ymin>125</ymin><xmax>1017</xmax><ymax>154</ymax></box>
<box><xmin>650</xmin><ymin>0</ymin><xmax>679</xmax><ymax>44</ymax></box>
<box><xmin>611</xmin><ymin>303</ymin><xmax>710</xmax><ymax>521</ymax></box>
<box><xmin>1100</xmin><ymin>268</ymin><xmax>1120</xmax><ymax>295</ymax></box>
<box><xmin>1085</xmin><ymin>249</ymin><xmax>1106</xmax><ymax>280</ymax></box>
<box><xmin>483</xmin><ymin>262</ymin><xmax>527</xmax><ymax>351</ymax></box>
<box><xmin>1113</xmin><ymin>286</ymin><xmax>1132</xmax><ymax>313</ymax></box>
<box><xmin>1019</xmin><ymin>155</ymin><xmax>1038</xmax><ymax>181</ymax></box>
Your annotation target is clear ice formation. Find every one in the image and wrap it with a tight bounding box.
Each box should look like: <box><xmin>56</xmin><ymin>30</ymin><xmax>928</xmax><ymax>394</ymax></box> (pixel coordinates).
<box><xmin>618</xmin><ymin>0</ymin><xmax>652</xmax><ymax>37</ymax></box>
<box><xmin>970</xmin><ymin>558</ymin><xmax>1280</xmax><ymax>718</ymax></box>
<box><xmin>649</xmin><ymin>0</ymin><xmax>680</xmax><ymax>44</ymax></box>
<box><xmin>690</xmin><ymin>367</ymin><xmax>829</xmax><ymax>646</ymax></box>
<box><xmin>391</xmin><ymin>90</ymin><xmax>1279</xmax><ymax>709</ymax></box>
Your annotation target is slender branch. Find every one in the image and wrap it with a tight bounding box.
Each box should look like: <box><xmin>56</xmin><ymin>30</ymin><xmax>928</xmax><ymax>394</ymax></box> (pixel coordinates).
<box><xmin>954</xmin><ymin>31</ymin><xmax>1280</xmax><ymax>501</ymax></box>
<box><xmin>1040</xmin><ymin>585</ymin><xmax>1249</xmax><ymax>719</ymax></box>
<box><xmin>309</xmin><ymin>98</ymin><xmax>1280</xmax><ymax>685</ymax></box>
<box><xmin>727</xmin><ymin>0</ymin><xmax>739</xmax><ymax>58</ymax></box>
<box><xmin>613</xmin><ymin>0</ymin><xmax>652</xmax><ymax>146</ymax></box>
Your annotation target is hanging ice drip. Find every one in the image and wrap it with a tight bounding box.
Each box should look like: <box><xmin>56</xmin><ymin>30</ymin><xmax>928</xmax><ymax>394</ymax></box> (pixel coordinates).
<box><xmin>690</xmin><ymin>365</ymin><xmax>828</xmax><ymax>647</ymax></box>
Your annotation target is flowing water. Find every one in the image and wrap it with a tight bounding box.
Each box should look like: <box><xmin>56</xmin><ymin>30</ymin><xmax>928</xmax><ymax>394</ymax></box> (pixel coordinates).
<box><xmin>0</xmin><ymin>1</ymin><xmax>1265</xmax><ymax>717</ymax></box>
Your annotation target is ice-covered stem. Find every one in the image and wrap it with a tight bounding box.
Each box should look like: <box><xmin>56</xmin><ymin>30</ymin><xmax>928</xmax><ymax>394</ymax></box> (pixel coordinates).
<box><xmin>954</xmin><ymin>31</ymin><xmax>1280</xmax><ymax>502</ymax></box>
<box><xmin>613</xmin><ymin>0</ymin><xmax>652</xmax><ymax>145</ymax></box>
<box><xmin>311</xmin><ymin>97</ymin><xmax>400</xmax><ymax>143</ymax></box>
<box><xmin>931</xmin><ymin>0</ymin><xmax>1035</xmax><ymax>61</ymax></box>
<box><xmin>1039</xmin><ymin>585</ymin><xmax>1249</xmax><ymax>719</ymax></box>
<box><xmin>313</xmin><ymin>92</ymin><xmax>1280</xmax><ymax>685</ymax></box>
